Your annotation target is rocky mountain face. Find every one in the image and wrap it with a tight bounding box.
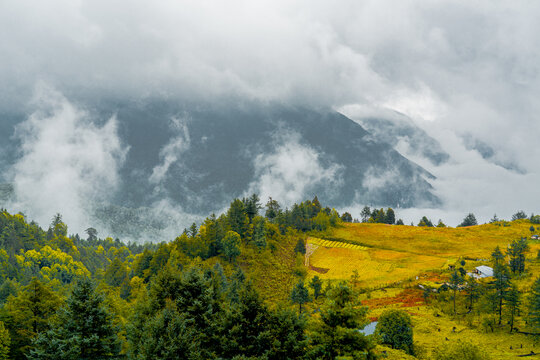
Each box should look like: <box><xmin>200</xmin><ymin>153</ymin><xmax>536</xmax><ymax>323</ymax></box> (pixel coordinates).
<box><xmin>0</xmin><ymin>100</ymin><xmax>441</xmax><ymax>238</ymax></box>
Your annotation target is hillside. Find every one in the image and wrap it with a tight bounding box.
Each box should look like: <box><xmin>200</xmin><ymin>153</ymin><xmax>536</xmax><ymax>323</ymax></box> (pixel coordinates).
<box><xmin>304</xmin><ymin>221</ymin><xmax>540</xmax><ymax>359</ymax></box>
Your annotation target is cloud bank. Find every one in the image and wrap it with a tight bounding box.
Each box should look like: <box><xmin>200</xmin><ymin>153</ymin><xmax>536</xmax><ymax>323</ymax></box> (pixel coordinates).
<box><xmin>7</xmin><ymin>84</ymin><xmax>127</xmax><ymax>233</ymax></box>
<box><xmin>1</xmin><ymin>1</ymin><xmax>539</xmax><ymax>229</ymax></box>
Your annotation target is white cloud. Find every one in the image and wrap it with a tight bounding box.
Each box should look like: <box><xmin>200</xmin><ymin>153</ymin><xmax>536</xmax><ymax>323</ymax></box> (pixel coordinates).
<box><xmin>1</xmin><ymin>0</ymin><xmax>540</xmax><ymax>226</ymax></box>
<box><xmin>7</xmin><ymin>84</ymin><xmax>128</xmax><ymax>233</ymax></box>
<box><xmin>150</xmin><ymin>116</ymin><xmax>190</xmax><ymax>185</ymax></box>
<box><xmin>247</xmin><ymin>132</ymin><xmax>342</xmax><ymax>206</ymax></box>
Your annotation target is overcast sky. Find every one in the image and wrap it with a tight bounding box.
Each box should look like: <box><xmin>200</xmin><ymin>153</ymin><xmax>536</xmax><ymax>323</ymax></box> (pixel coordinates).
<box><xmin>1</xmin><ymin>0</ymin><xmax>540</xmax><ymax>228</ymax></box>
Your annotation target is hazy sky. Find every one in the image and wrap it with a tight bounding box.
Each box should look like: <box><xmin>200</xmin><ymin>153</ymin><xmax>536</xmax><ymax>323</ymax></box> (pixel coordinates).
<box><xmin>1</xmin><ymin>0</ymin><xmax>539</xmax><ymax>230</ymax></box>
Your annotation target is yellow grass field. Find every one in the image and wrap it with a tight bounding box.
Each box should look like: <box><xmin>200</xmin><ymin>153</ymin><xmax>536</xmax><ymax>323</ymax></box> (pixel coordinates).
<box><xmin>331</xmin><ymin>220</ymin><xmax>540</xmax><ymax>259</ymax></box>
<box><xmin>307</xmin><ymin>221</ymin><xmax>540</xmax><ymax>285</ymax></box>
<box><xmin>306</xmin><ymin>221</ymin><xmax>540</xmax><ymax>358</ymax></box>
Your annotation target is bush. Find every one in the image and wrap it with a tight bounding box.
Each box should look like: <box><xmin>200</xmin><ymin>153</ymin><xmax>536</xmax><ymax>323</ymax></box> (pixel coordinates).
<box><xmin>375</xmin><ymin>309</ymin><xmax>414</xmax><ymax>355</ymax></box>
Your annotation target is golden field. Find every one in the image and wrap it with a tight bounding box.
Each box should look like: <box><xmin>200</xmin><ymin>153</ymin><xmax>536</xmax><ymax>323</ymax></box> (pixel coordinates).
<box><xmin>305</xmin><ymin>220</ymin><xmax>540</xmax><ymax>358</ymax></box>
<box><xmin>307</xmin><ymin>220</ymin><xmax>540</xmax><ymax>285</ymax></box>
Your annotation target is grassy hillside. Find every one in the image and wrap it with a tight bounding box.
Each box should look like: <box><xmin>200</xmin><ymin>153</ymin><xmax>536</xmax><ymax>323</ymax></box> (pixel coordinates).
<box><xmin>304</xmin><ymin>220</ymin><xmax>540</xmax><ymax>358</ymax></box>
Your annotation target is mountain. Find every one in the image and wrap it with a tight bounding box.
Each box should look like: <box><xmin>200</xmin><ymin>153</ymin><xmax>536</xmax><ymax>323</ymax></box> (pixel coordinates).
<box><xmin>350</xmin><ymin>111</ymin><xmax>450</xmax><ymax>166</ymax></box>
<box><xmin>109</xmin><ymin>101</ymin><xmax>440</xmax><ymax>211</ymax></box>
<box><xmin>0</xmin><ymin>100</ymin><xmax>440</xmax><ymax>238</ymax></box>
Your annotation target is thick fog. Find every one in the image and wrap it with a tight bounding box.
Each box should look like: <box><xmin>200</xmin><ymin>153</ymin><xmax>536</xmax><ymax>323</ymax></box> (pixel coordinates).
<box><xmin>1</xmin><ymin>1</ymin><xmax>539</xmax><ymax>237</ymax></box>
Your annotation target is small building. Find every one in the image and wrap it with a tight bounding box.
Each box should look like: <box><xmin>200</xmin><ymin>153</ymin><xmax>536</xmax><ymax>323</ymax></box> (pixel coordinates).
<box><xmin>471</xmin><ymin>265</ymin><xmax>493</xmax><ymax>279</ymax></box>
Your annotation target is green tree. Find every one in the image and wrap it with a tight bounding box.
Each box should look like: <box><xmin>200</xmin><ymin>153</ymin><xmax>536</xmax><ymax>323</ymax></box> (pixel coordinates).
<box><xmin>227</xmin><ymin>199</ymin><xmax>249</xmax><ymax>239</ymax></box>
<box><xmin>340</xmin><ymin>212</ymin><xmax>352</xmax><ymax>223</ymax></box>
<box><xmin>492</xmin><ymin>264</ymin><xmax>510</xmax><ymax>325</ymax></box>
<box><xmin>309</xmin><ymin>275</ymin><xmax>323</xmax><ymax>299</ymax></box>
<box><xmin>264</xmin><ymin>197</ymin><xmax>281</xmax><ymax>222</ymax></box>
<box><xmin>417</xmin><ymin>216</ymin><xmax>434</xmax><ymax>227</ymax></box>
<box><xmin>437</xmin><ymin>219</ymin><xmax>446</xmax><ymax>228</ymax></box>
<box><xmin>506</xmin><ymin>284</ymin><xmax>520</xmax><ymax>332</ymax></box>
<box><xmin>103</xmin><ymin>257</ymin><xmax>128</xmax><ymax>288</ymax></box>
<box><xmin>28</xmin><ymin>278</ymin><xmax>120</xmax><ymax>360</ymax></box>
<box><xmin>458</xmin><ymin>213</ymin><xmax>478</xmax><ymax>227</ymax></box>
<box><xmin>222</xmin><ymin>231</ymin><xmax>241</xmax><ymax>263</ymax></box>
<box><xmin>507</xmin><ymin>237</ymin><xmax>529</xmax><ymax>274</ymax></box>
<box><xmin>465</xmin><ymin>276</ymin><xmax>480</xmax><ymax>311</ymax></box>
<box><xmin>294</xmin><ymin>238</ymin><xmax>306</xmax><ymax>255</ymax></box>
<box><xmin>491</xmin><ymin>246</ymin><xmax>505</xmax><ymax>267</ymax></box>
<box><xmin>308</xmin><ymin>282</ymin><xmax>374</xmax><ymax>359</ymax></box>
<box><xmin>0</xmin><ymin>321</ymin><xmax>9</xmax><ymax>360</ymax></box>
<box><xmin>528</xmin><ymin>276</ymin><xmax>540</xmax><ymax>333</ymax></box>
<box><xmin>449</xmin><ymin>271</ymin><xmax>464</xmax><ymax>315</ymax></box>
<box><xmin>396</xmin><ymin>219</ymin><xmax>404</xmax><ymax>225</ymax></box>
<box><xmin>137</xmin><ymin>304</ymin><xmax>201</xmax><ymax>360</ymax></box>
<box><xmin>5</xmin><ymin>278</ymin><xmax>62</xmax><ymax>359</ymax></box>
<box><xmin>360</xmin><ymin>206</ymin><xmax>371</xmax><ymax>223</ymax></box>
<box><xmin>385</xmin><ymin>208</ymin><xmax>395</xmax><ymax>225</ymax></box>
<box><xmin>85</xmin><ymin>228</ymin><xmax>97</xmax><ymax>242</ymax></box>
<box><xmin>252</xmin><ymin>216</ymin><xmax>267</xmax><ymax>250</ymax></box>
<box><xmin>243</xmin><ymin>194</ymin><xmax>261</xmax><ymax>223</ymax></box>
<box><xmin>290</xmin><ymin>280</ymin><xmax>311</xmax><ymax>313</ymax></box>
<box><xmin>512</xmin><ymin>210</ymin><xmax>527</xmax><ymax>221</ymax></box>
<box><xmin>375</xmin><ymin>309</ymin><xmax>414</xmax><ymax>355</ymax></box>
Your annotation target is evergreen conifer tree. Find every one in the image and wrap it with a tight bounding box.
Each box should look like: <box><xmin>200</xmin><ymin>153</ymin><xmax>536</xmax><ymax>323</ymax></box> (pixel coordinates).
<box><xmin>309</xmin><ymin>275</ymin><xmax>323</xmax><ymax>299</ymax></box>
<box><xmin>308</xmin><ymin>282</ymin><xmax>374</xmax><ymax>359</ymax></box>
<box><xmin>529</xmin><ymin>276</ymin><xmax>540</xmax><ymax>333</ymax></box>
<box><xmin>290</xmin><ymin>279</ymin><xmax>311</xmax><ymax>313</ymax></box>
<box><xmin>0</xmin><ymin>321</ymin><xmax>9</xmax><ymax>360</ymax></box>
<box><xmin>28</xmin><ymin>278</ymin><xmax>120</xmax><ymax>360</ymax></box>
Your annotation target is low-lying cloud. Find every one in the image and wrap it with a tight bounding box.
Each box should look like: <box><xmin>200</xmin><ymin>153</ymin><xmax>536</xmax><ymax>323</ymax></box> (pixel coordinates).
<box><xmin>7</xmin><ymin>85</ymin><xmax>127</xmax><ymax>233</ymax></box>
<box><xmin>248</xmin><ymin>132</ymin><xmax>343</xmax><ymax>206</ymax></box>
<box><xmin>1</xmin><ymin>1</ymin><xmax>539</xmax><ymax>231</ymax></box>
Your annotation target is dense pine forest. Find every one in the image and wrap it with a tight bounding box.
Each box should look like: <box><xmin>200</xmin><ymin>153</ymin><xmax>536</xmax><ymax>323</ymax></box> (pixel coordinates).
<box><xmin>0</xmin><ymin>196</ymin><xmax>540</xmax><ymax>359</ymax></box>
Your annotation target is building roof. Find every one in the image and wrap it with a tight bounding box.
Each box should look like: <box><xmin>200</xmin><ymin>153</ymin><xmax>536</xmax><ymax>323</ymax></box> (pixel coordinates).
<box><xmin>475</xmin><ymin>265</ymin><xmax>493</xmax><ymax>278</ymax></box>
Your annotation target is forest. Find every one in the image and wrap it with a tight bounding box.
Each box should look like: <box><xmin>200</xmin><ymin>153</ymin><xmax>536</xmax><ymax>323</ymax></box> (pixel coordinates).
<box><xmin>0</xmin><ymin>196</ymin><xmax>539</xmax><ymax>359</ymax></box>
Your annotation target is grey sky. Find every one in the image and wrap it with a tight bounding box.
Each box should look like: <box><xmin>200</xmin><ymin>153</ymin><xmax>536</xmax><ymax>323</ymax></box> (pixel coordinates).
<box><xmin>1</xmin><ymin>0</ymin><xmax>539</xmax><ymax>227</ymax></box>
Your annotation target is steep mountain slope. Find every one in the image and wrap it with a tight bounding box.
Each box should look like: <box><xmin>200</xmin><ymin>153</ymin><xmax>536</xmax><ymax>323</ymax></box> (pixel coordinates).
<box><xmin>0</xmin><ymin>101</ymin><xmax>440</xmax><ymax>238</ymax></box>
<box><xmin>110</xmin><ymin>101</ymin><xmax>439</xmax><ymax>212</ymax></box>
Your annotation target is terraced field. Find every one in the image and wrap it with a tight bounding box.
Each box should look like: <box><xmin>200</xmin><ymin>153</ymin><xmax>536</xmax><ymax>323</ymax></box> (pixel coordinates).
<box><xmin>306</xmin><ymin>221</ymin><xmax>540</xmax><ymax>288</ymax></box>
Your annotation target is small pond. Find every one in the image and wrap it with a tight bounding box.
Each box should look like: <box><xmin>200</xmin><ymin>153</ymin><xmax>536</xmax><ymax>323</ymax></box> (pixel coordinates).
<box><xmin>358</xmin><ymin>321</ymin><xmax>377</xmax><ymax>335</ymax></box>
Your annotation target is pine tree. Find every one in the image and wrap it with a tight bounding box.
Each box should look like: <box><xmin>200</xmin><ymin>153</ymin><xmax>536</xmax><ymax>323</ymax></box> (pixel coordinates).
<box><xmin>529</xmin><ymin>276</ymin><xmax>540</xmax><ymax>333</ymax></box>
<box><xmin>309</xmin><ymin>276</ymin><xmax>323</xmax><ymax>299</ymax></box>
<box><xmin>137</xmin><ymin>305</ymin><xmax>201</xmax><ymax>360</ymax></box>
<box><xmin>28</xmin><ymin>278</ymin><xmax>120</xmax><ymax>360</ymax></box>
<box><xmin>492</xmin><ymin>264</ymin><xmax>510</xmax><ymax>325</ymax></box>
<box><xmin>360</xmin><ymin>206</ymin><xmax>371</xmax><ymax>223</ymax></box>
<box><xmin>385</xmin><ymin>208</ymin><xmax>395</xmax><ymax>225</ymax></box>
<box><xmin>5</xmin><ymin>277</ymin><xmax>62</xmax><ymax>358</ymax></box>
<box><xmin>227</xmin><ymin>199</ymin><xmax>249</xmax><ymax>239</ymax></box>
<box><xmin>252</xmin><ymin>216</ymin><xmax>266</xmax><ymax>250</ymax></box>
<box><xmin>308</xmin><ymin>282</ymin><xmax>374</xmax><ymax>359</ymax></box>
<box><xmin>290</xmin><ymin>280</ymin><xmax>311</xmax><ymax>313</ymax></box>
<box><xmin>507</xmin><ymin>238</ymin><xmax>529</xmax><ymax>274</ymax></box>
<box><xmin>0</xmin><ymin>321</ymin><xmax>9</xmax><ymax>360</ymax></box>
<box><xmin>222</xmin><ymin>231</ymin><xmax>241</xmax><ymax>263</ymax></box>
<box><xmin>458</xmin><ymin>213</ymin><xmax>477</xmax><ymax>227</ymax></box>
<box><xmin>491</xmin><ymin>246</ymin><xmax>505</xmax><ymax>267</ymax></box>
<box><xmin>506</xmin><ymin>284</ymin><xmax>520</xmax><ymax>332</ymax></box>
<box><xmin>449</xmin><ymin>271</ymin><xmax>463</xmax><ymax>315</ymax></box>
<box><xmin>264</xmin><ymin>197</ymin><xmax>281</xmax><ymax>221</ymax></box>
<box><xmin>465</xmin><ymin>276</ymin><xmax>480</xmax><ymax>311</ymax></box>
<box><xmin>294</xmin><ymin>238</ymin><xmax>306</xmax><ymax>255</ymax></box>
